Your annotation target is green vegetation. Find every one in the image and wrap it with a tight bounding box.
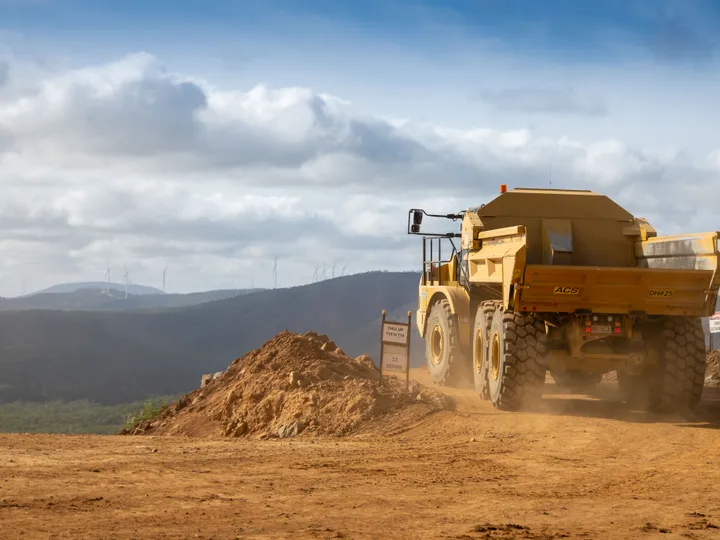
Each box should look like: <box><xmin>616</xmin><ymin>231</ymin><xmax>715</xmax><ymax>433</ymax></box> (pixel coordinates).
<box><xmin>0</xmin><ymin>396</ymin><xmax>180</xmax><ymax>435</ymax></box>
<box><xmin>122</xmin><ymin>398</ymin><xmax>171</xmax><ymax>432</ymax></box>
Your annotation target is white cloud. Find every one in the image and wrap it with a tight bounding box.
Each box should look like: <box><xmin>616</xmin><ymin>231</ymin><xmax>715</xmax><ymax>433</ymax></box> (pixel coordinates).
<box><xmin>476</xmin><ymin>87</ymin><xmax>607</xmax><ymax>117</ymax></box>
<box><xmin>0</xmin><ymin>51</ymin><xmax>718</xmax><ymax>295</ymax></box>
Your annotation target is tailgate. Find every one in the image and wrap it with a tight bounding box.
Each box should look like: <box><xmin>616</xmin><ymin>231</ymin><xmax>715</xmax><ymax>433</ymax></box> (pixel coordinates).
<box><xmin>517</xmin><ymin>265</ymin><xmax>716</xmax><ymax>316</ymax></box>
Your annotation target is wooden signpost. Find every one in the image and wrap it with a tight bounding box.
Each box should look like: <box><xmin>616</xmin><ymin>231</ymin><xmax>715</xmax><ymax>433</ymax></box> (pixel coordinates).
<box><xmin>379</xmin><ymin>310</ymin><xmax>412</xmax><ymax>389</ymax></box>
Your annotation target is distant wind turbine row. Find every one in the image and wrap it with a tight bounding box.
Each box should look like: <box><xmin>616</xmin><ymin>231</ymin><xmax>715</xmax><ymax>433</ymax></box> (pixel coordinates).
<box><xmin>102</xmin><ymin>262</ymin><xmax>169</xmax><ymax>299</ymax></box>
<box><xmin>312</xmin><ymin>262</ymin><xmax>349</xmax><ymax>282</ymax></box>
<box><xmin>96</xmin><ymin>257</ymin><xmax>350</xmax><ymax>297</ymax></box>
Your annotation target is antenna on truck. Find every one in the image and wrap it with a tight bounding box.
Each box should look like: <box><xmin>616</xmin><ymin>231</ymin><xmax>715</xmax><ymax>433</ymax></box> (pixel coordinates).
<box><xmin>549</xmin><ymin>164</ymin><xmax>552</xmax><ymax>188</ymax></box>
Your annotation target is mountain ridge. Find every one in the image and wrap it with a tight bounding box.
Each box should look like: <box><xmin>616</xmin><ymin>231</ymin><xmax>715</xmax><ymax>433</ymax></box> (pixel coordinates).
<box><xmin>33</xmin><ymin>282</ymin><xmax>165</xmax><ymax>296</ymax></box>
<box><xmin>0</xmin><ymin>287</ymin><xmax>266</xmax><ymax>312</ymax></box>
<box><xmin>0</xmin><ymin>270</ymin><xmax>715</xmax><ymax>407</ymax></box>
<box><xmin>0</xmin><ymin>271</ymin><xmax>422</xmax><ymax>405</ymax></box>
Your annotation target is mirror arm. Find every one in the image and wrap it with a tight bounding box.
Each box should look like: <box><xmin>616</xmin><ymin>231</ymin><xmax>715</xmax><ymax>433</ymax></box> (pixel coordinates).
<box><xmin>407</xmin><ymin>208</ymin><xmax>465</xmax><ymax>235</ymax></box>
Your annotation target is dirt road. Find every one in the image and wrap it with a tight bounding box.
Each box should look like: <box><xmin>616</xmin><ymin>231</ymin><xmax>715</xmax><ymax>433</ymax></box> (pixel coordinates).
<box><xmin>2</xmin><ymin>369</ymin><xmax>720</xmax><ymax>539</ymax></box>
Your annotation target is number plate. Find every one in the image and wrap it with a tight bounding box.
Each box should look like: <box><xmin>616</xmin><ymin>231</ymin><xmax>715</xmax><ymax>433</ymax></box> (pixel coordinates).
<box><xmin>591</xmin><ymin>324</ymin><xmax>612</xmax><ymax>334</ymax></box>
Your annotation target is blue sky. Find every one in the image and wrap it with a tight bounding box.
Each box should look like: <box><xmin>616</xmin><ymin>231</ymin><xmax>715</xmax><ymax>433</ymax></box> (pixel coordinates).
<box><xmin>3</xmin><ymin>0</ymin><xmax>719</xmax><ymax>63</ymax></box>
<box><xmin>4</xmin><ymin>0</ymin><xmax>717</xmax><ymax>156</ymax></box>
<box><xmin>0</xmin><ymin>1</ymin><xmax>719</xmax><ymax>293</ymax></box>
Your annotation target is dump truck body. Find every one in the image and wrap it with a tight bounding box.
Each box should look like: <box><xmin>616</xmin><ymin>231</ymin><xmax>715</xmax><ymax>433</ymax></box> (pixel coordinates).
<box><xmin>408</xmin><ymin>187</ymin><xmax>719</xmax><ymax>412</ymax></box>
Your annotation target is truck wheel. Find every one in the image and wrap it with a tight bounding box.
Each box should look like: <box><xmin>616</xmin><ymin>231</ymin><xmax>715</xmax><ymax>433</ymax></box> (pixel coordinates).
<box><xmin>620</xmin><ymin>317</ymin><xmax>706</xmax><ymax>413</ymax></box>
<box><xmin>425</xmin><ymin>299</ymin><xmax>465</xmax><ymax>386</ymax></box>
<box><xmin>472</xmin><ymin>301</ymin><xmax>498</xmax><ymax>399</ymax></box>
<box><xmin>486</xmin><ymin>308</ymin><xmax>547</xmax><ymax>411</ymax></box>
<box><xmin>653</xmin><ymin>316</ymin><xmax>706</xmax><ymax>413</ymax></box>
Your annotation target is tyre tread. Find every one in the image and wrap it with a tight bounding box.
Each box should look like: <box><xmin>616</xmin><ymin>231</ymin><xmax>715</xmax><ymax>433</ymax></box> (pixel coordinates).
<box><xmin>427</xmin><ymin>299</ymin><xmax>464</xmax><ymax>386</ymax></box>
<box><xmin>475</xmin><ymin>300</ymin><xmax>500</xmax><ymax>399</ymax></box>
<box><xmin>657</xmin><ymin>316</ymin><xmax>706</xmax><ymax>412</ymax></box>
<box><xmin>493</xmin><ymin>309</ymin><xmax>547</xmax><ymax>411</ymax></box>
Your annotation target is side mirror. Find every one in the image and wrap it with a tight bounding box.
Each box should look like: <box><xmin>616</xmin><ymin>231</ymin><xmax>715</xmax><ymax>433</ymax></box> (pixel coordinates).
<box><xmin>410</xmin><ymin>210</ymin><xmax>423</xmax><ymax>233</ymax></box>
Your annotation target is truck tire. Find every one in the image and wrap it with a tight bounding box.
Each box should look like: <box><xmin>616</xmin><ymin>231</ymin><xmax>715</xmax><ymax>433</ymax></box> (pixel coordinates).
<box><xmin>654</xmin><ymin>316</ymin><xmax>706</xmax><ymax>413</ymax></box>
<box><xmin>486</xmin><ymin>307</ymin><xmax>547</xmax><ymax>411</ymax></box>
<box><xmin>472</xmin><ymin>301</ymin><xmax>498</xmax><ymax>399</ymax></box>
<box><xmin>425</xmin><ymin>299</ymin><xmax>466</xmax><ymax>386</ymax></box>
<box><xmin>619</xmin><ymin>316</ymin><xmax>706</xmax><ymax>413</ymax></box>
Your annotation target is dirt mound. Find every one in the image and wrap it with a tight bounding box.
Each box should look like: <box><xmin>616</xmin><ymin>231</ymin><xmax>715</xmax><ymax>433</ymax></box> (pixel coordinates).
<box><xmin>706</xmin><ymin>350</ymin><xmax>720</xmax><ymax>387</ymax></box>
<box><xmin>122</xmin><ymin>331</ymin><xmax>453</xmax><ymax>438</ymax></box>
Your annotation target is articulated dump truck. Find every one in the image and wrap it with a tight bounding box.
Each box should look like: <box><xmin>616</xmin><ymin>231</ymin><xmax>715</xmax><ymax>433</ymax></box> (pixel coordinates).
<box><xmin>407</xmin><ymin>186</ymin><xmax>720</xmax><ymax>413</ymax></box>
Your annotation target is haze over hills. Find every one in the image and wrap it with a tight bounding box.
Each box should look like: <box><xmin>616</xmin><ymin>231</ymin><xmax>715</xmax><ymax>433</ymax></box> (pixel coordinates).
<box><xmin>0</xmin><ymin>271</ymin><xmax>423</xmax><ymax>405</ymax></box>
<box><xmin>0</xmin><ymin>287</ymin><xmax>266</xmax><ymax>312</ymax></box>
<box><xmin>0</xmin><ymin>270</ymin><xmax>716</xmax><ymax>407</ymax></box>
<box><xmin>34</xmin><ymin>282</ymin><xmax>165</xmax><ymax>296</ymax></box>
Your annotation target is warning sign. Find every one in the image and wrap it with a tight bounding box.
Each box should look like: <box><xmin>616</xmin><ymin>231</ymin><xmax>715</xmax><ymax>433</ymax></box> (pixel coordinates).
<box><xmin>710</xmin><ymin>313</ymin><xmax>720</xmax><ymax>334</ymax></box>
<box><xmin>379</xmin><ymin>310</ymin><xmax>412</xmax><ymax>388</ymax></box>
<box><xmin>382</xmin><ymin>343</ymin><xmax>408</xmax><ymax>373</ymax></box>
<box><xmin>382</xmin><ymin>323</ymin><xmax>409</xmax><ymax>345</ymax></box>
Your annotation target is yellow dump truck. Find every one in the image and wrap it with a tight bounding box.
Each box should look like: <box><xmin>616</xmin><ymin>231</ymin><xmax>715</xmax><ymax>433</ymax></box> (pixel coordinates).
<box><xmin>407</xmin><ymin>186</ymin><xmax>719</xmax><ymax>412</ymax></box>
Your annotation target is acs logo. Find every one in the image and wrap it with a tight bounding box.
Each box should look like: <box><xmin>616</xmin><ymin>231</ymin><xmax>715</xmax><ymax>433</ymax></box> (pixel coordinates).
<box><xmin>553</xmin><ymin>286</ymin><xmax>580</xmax><ymax>295</ymax></box>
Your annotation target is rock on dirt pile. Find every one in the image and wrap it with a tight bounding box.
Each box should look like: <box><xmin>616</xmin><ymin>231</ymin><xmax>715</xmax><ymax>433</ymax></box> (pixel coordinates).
<box><xmin>707</xmin><ymin>350</ymin><xmax>720</xmax><ymax>387</ymax></box>
<box><xmin>122</xmin><ymin>331</ymin><xmax>452</xmax><ymax>439</ymax></box>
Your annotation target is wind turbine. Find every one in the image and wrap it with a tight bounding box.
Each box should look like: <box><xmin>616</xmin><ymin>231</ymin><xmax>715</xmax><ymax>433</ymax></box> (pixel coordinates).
<box><xmin>162</xmin><ymin>265</ymin><xmax>168</xmax><ymax>293</ymax></box>
<box><xmin>341</xmin><ymin>264</ymin><xmax>349</xmax><ymax>276</ymax></box>
<box><xmin>123</xmin><ymin>265</ymin><xmax>129</xmax><ymax>299</ymax></box>
<box><xmin>272</xmin><ymin>257</ymin><xmax>278</xmax><ymax>289</ymax></box>
<box><xmin>331</xmin><ymin>263</ymin><xmax>337</xmax><ymax>279</ymax></box>
<box><xmin>104</xmin><ymin>263</ymin><xmax>111</xmax><ymax>295</ymax></box>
